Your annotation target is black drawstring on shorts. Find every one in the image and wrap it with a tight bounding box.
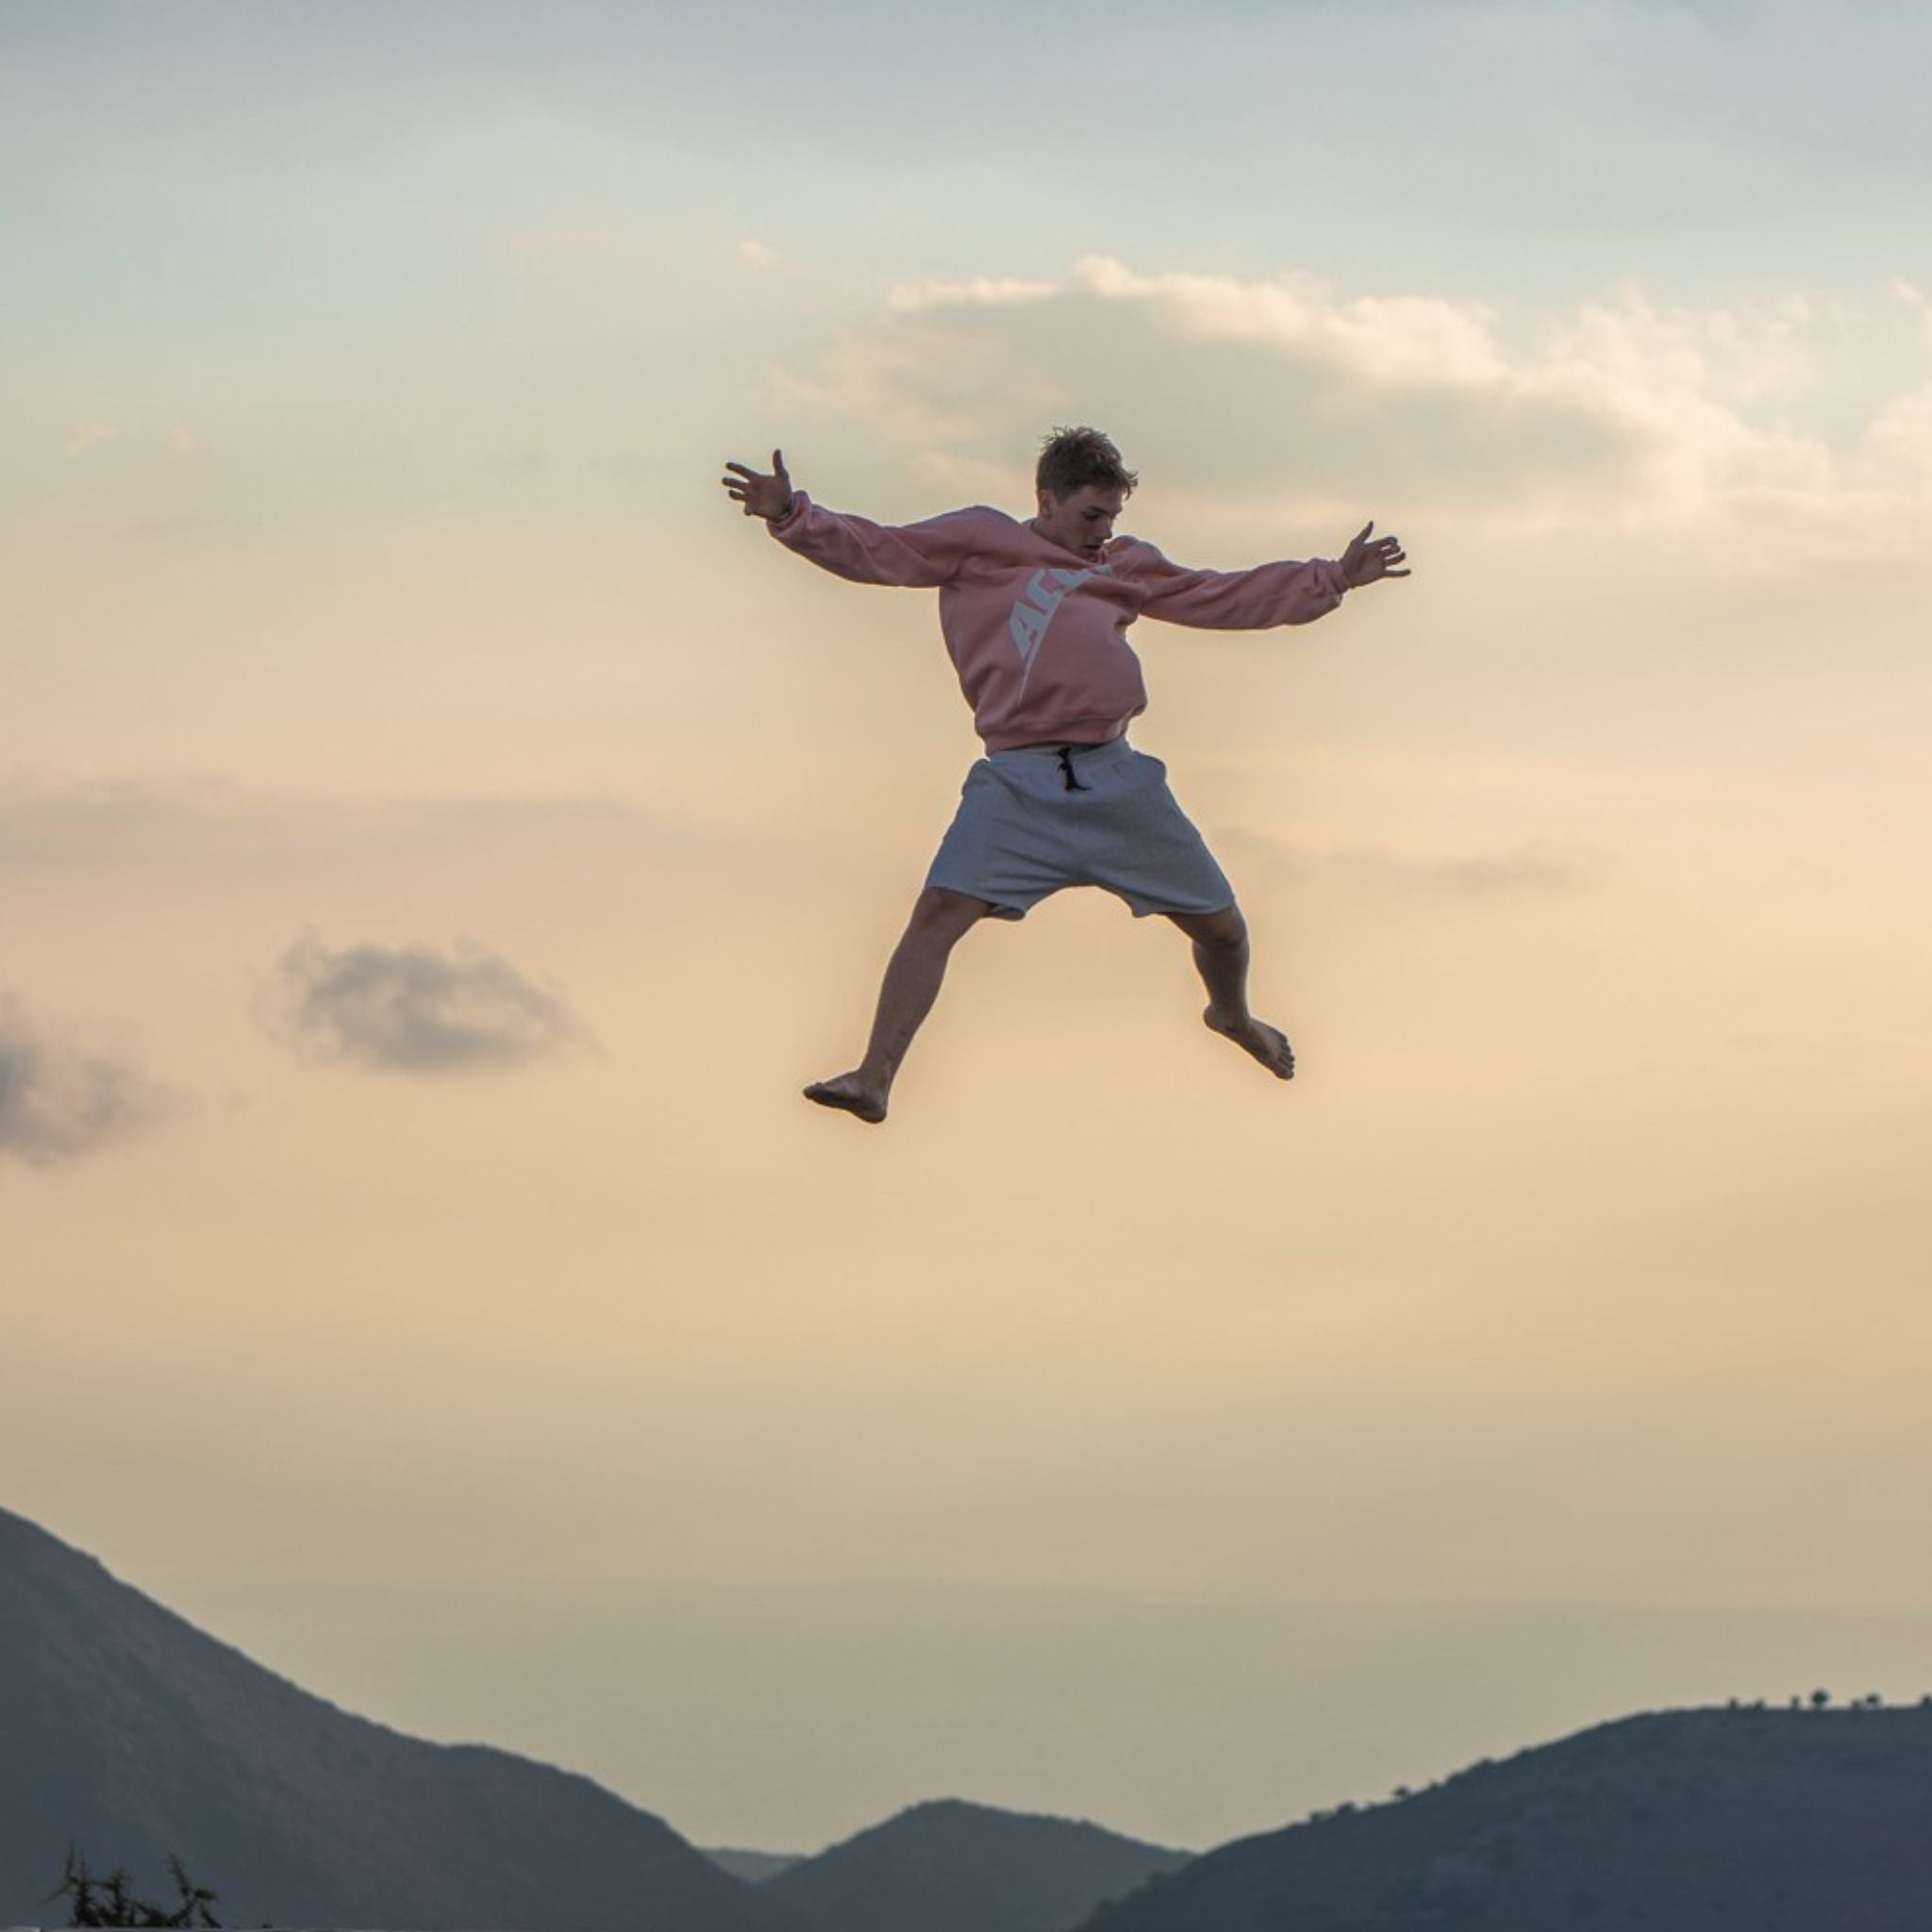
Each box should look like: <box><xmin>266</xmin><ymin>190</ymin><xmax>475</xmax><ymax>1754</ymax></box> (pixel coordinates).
<box><xmin>1056</xmin><ymin>744</ymin><xmax>1090</xmax><ymax>792</ymax></box>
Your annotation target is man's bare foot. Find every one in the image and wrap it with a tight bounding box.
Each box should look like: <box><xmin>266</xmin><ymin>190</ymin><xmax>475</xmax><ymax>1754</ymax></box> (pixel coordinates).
<box><xmin>804</xmin><ymin>1072</ymin><xmax>889</xmax><ymax>1124</ymax></box>
<box><xmin>1204</xmin><ymin>1008</ymin><xmax>1296</xmax><ymax>1080</ymax></box>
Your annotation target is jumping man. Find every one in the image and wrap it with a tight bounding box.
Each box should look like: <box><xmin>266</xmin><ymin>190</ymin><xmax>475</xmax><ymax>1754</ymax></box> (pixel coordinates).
<box><xmin>720</xmin><ymin>427</ymin><xmax>1408</xmax><ymax>1123</ymax></box>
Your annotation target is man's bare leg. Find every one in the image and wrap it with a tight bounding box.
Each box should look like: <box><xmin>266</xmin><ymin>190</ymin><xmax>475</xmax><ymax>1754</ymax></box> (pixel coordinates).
<box><xmin>1166</xmin><ymin>904</ymin><xmax>1295</xmax><ymax>1080</ymax></box>
<box><xmin>806</xmin><ymin>886</ymin><xmax>996</xmax><ymax>1123</ymax></box>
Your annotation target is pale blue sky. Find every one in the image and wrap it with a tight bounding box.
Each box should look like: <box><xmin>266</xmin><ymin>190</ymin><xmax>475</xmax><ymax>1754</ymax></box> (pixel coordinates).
<box><xmin>11</xmin><ymin>1</ymin><xmax>1932</xmax><ymax>335</ymax></box>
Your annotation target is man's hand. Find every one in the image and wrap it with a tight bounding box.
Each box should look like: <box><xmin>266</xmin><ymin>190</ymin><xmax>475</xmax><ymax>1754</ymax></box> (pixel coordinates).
<box><xmin>721</xmin><ymin>449</ymin><xmax>794</xmax><ymax>521</ymax></box>
<box><xmin>1338</xmin><ymin>522</ymin><xmax>1409</xmax><ymax>589</ymax></box>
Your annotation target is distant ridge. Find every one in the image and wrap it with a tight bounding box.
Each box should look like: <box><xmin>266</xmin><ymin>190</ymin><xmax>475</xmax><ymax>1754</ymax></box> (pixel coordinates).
<box><xmin>22</xmin><ymin>1498</ymin><xmax>1932</xmax><ymax>1932</ymax></box>
<box><xmin>0</xmin><ymin>1507</ymin><xmax>803</xmax><ymax>1932</ymax></box>
<box><xmin>765</xmin><ymin>1797</ymin><xmax>1191</xmax><ymax>1932</ymax></box>
<box><xmin>705</xmin><ymin>1849</ymin><xmax>806</xmax><ymax>1884</ymax></box>
<box><xmin>1077</xmin><ymin>1704</ymin><xmax>1932</xmax><ymax>1932</ymax></box>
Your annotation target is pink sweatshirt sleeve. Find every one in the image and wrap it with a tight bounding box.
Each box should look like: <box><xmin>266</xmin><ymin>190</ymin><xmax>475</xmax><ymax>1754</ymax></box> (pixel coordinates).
<box><xmin>1115</xmin><ymin>539</ymin><xmax>1348</xmax><ymax>629</ymax></box>
<box><xmin>767</xmin><ymin>492</ymin><xmax>986</xmax><ymax>588</ymax></box>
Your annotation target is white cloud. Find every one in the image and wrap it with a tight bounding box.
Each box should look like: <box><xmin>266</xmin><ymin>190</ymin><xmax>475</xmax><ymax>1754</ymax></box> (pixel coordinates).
<box><xmin>736</xmin><ymin>237</ymin><xmax>781</xmax><ymax>270</ymax></box>
<box><xmin>1862</xmin><ymin>383</ymin><xmax>1932</xmax><ymax>481</ymax></box>
<box><xmin>768</xmin><ymin>258</ymin><xmax>1932</xmax><ymax>564</ymax></box>
<box><xmin>1072</xmin><ymin>257</ymin><xmax>1509</xmax><ymax>387</ymax></box>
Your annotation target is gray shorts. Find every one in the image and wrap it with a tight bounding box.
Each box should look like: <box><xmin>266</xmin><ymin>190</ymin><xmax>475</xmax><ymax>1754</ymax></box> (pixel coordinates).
<box><xmin>924</xmin><ymin>738</ymin><xmax>1235</xmax><ymax>922</ymax></box>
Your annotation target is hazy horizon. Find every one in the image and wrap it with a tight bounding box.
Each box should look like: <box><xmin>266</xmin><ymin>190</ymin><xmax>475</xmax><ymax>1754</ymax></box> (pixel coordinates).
<box><xmin>5</xmin><ymin>0</ymin><xmax>1930</xmax><ymax>1853</ymax></box>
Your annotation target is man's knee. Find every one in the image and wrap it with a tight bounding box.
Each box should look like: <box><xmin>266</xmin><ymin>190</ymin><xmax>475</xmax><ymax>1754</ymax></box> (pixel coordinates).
<box><xmin>909</xmin><ymin>886</ymin><xmax>995</xmax><ymax>942</ymax></box>
<box><xmin>1171</xmin><ymin>904</ymin><xmax>1247</xmax><ymax>951</ymax></box>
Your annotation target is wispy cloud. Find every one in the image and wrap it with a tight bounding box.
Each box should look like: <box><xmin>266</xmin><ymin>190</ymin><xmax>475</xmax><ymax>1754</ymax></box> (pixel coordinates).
<box><xmin>269</xmin><ymin>932</ymin><xmax>590</xmax><ymax>1075</ymax></box>
<box><xmin>1221</xmin><ymin>829</ymin><xmax>1606</xmax><ymax>898</ymax></box>
<box><xmin>0</xmin><ymin>994</ymin><xmax>174</xmax><ymax>1168</ymax></box>
<box><xmin>736</xmin><ymin>237</ymin><xmax>781</xmax><ymax>270</ymax></box>
<box><xmin>63</xmin><ymin>420</ymin><xmax>120</xmax><ymax>458</ymax></box>
<box><xmin>0</xmin><ymin>775</ymin><xmax>673</xmax><ymax>872</ymax></box>
<box><xmin>62</xmin><ymin>420</ymin><xmax>200</xmax><ymax>460</ymax></box>
<box><xmin>886</xmin><ymin>275</ymin><xmax>1056</xmax><ymax>315</ymax></box>
<box><xmin>0</xmin><ymin>774</ymin><xmax>834</xmax><ymax>910</ymax></box>
<box><xmin>1891</xmin><ymin>278</ymin><xmax>1932</xmax><ymax>340</ymax></box>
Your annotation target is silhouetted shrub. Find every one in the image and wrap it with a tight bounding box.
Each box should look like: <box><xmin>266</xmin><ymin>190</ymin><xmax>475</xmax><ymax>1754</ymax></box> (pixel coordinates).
<box><xmin>46</xmin><ymin>1849</ymin><xmax>221</xmax><ymax>1928</ymax></box>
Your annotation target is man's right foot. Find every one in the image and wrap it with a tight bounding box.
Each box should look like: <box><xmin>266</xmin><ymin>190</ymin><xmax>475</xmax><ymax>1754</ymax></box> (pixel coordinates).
<box><xmin>1203</xmin><ymin>1008</ymin><xmax>1296</xmax><ymax>1080</ymax></box>
<box><xmin>803</xmin><ymin>1073</ymin><xmax>889</xmax><ymax>1124</ymax></box>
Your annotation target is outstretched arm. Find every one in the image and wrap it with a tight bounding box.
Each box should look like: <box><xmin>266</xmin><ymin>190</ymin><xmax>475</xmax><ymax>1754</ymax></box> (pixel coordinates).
<box><xmin>718</xmin><ymin>445</ymin><xmax>984</xmax><ymax>589</ymax></box>
<box><xmin>1125</xmin><ymin>520</ymin><xmax>1410</xmax><ymax>628</ymax></box>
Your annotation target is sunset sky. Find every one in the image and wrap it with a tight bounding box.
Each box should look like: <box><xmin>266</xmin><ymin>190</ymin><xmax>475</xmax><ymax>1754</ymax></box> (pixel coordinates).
<box><xmin>6</xmin><ymin>0</ymin><xmax>1931</xmax><ymax>1855</ymax></box>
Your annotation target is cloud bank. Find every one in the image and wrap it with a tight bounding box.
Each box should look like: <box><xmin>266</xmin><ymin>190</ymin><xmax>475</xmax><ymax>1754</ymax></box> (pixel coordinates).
<box><xmin>0</xmin><ymin>995</ymin><xmax>173</xmax><ymax>1168</ymax></box>
<box><xmin>271</xmin><ymin>933</ymin><xmax>588</xmax><ymax>1074</ymax></box>
<box><xmin>772</xmin><ymin>257</ymin><xmax>1932</xmax><ymax>564</ymax></box>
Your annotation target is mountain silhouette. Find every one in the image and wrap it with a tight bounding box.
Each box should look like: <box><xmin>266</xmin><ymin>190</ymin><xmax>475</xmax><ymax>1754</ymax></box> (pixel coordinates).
<box><xmin>0</xmin><ymin>1507</ymin><xmax>802</xmax><ymax>1932</ymax></box>
<box><xmin>764</xmin><ymin>1797</ymin><xmax>1191</xmax><ymax>1932</ymax></box>
<box><xmin>1076</xmin><ymin>1703</ymin><xmax>1932</xmax><ymax>1932</ymax></box>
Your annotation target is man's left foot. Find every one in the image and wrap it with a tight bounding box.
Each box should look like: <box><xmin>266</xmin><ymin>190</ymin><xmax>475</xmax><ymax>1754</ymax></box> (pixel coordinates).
<box><xmin>803</xmin><ymin>1072</ymin><xmax>890</xmax><ymax>1123</ymax></box>
<box><xmin>1204</xmin><ymin>1008</ymin><xmax>1295</xmax><ymax>1080</ymax></box>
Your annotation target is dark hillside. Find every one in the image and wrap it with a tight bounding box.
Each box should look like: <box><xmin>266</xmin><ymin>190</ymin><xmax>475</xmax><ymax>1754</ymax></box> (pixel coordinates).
<box><xmin>766</xmin><ymin>1797</ymin><xmax>1191</xmax><ymax>1932</ymax></box>
<box><xmin>0</xmin><ymin>1507</ymin><xmax>802</xmax><ymax>1932</ymax></box>
<box><xmin>1079</xmin><ymin>1703</ymin><xmax>1932</xmax><ymax>1932</ymax></box>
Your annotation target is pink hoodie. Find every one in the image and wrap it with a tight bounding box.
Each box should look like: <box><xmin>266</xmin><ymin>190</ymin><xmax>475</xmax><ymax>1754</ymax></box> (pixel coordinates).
<box><xmin>770</xmin><ymin>497</ymin><xmax>1347</xmax><ymax>752</ymax></box>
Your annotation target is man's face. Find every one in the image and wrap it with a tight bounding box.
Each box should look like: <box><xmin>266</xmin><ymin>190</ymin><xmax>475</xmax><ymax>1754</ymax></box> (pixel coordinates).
<box><xmin>1032</xmin><ymin>483</ymin><xmax>1127</xmax><ymax>561</ymax></box>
